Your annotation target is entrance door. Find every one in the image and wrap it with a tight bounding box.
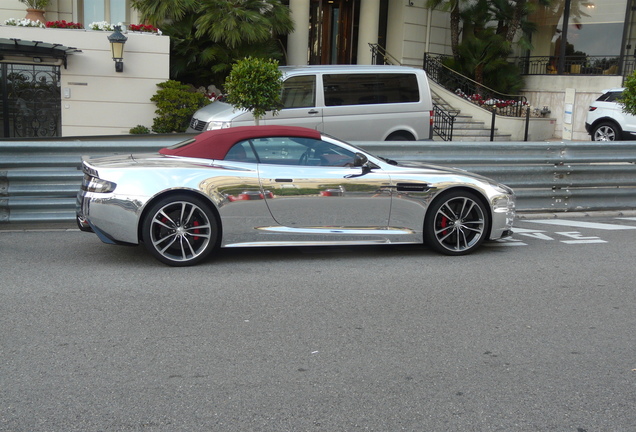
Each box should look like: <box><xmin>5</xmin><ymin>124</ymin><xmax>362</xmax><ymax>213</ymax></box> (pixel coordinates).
<box><xmin>309</xmin><ymin>0</ymin><xmax>359</xmax><ymax>65</ymax></box>
<box><xmin>1</xmin><ymin>64</ymin><xmax>61</xmax><ymax>138</ymax></box>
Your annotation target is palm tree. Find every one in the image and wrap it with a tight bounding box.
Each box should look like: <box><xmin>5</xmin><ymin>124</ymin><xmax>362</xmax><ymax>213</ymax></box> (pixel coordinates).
<box><xmin>131</xmin><ymin>0</ymin><xmax>293</xmax><ymax>86</ymax></box>
<box><xmin>427</xmin><ymin>0</ymin><xmax>552</xmax><ymax>93</ymax></box>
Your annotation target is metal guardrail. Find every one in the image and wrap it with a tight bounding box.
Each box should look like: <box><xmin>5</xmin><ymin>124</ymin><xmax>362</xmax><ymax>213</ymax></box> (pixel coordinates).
<box><xmin>1</xmin><ymin>137</ymin><xmax>636</xmax><ymax>224</ymax></box>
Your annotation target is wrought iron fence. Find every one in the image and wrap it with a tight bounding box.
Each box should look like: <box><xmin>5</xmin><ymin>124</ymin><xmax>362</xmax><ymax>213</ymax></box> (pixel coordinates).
<box><xmin>432</xmin><ymin>102</ymin><xmax>459</xmax><ymax>142</ymax></box>
<box><xmin>423</xmin><ymin>53</ymin><xmax>528</xmax><ymax>118</ymax></box>
<box><xmin>1</xmin><ymin>64</ymin><xmax>61</xmax><ymax>138</ymax></box>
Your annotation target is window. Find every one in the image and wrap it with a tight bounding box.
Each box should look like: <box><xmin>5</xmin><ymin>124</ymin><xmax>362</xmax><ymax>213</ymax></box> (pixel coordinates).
<box><xmin>240</xmin><ymin>137</ymin><xmax>355</xmax><ymax>166</ymax></box>
<box><xmin>323</xmin><ymin>73</ymin><xmax>419</xmax><ymax>107</ymax></box>
<box><xmin>281</xmin><ymin>76</ymin><xmax>316</xmax><ymax>109</ymax></box>
<box><xmin>528</xmin><ymin>0</ymin><xmax>628</xmax><ymax>73</ymax></box>
<box><xmin>225</xmin><ymin>141</ymin><xmax>258</xmax><ymax>163</ymax></box>
<box><xmin>597</xmin><ymin>91</ymin><xmax>623</xmax><ymax>103</ymax></box>
<box><xmin>82</xmin><ymin>0</ymin><xmax>128</xmax><ymax>25</ymax></box>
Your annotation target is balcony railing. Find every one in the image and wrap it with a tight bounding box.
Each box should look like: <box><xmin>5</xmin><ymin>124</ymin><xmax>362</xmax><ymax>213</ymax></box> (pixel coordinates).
<box><xmin>516</xmin><ymin>55</ymin><xmax>635</xmax><ymax>77</ymax></box>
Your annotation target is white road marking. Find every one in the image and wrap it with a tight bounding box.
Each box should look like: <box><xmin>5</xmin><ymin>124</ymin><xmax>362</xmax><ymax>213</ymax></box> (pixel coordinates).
<box><xmin>617</xmin><ymin>217</ymin><xmax>636</xmax><ymax>221</ymax></box>
<box><xmin>522</xmin><ymin>219</ymin><xmax>636</xmax><ymax>230</ymax></box>
<box><xmin>561</xmin><ymin>239</ymin><xmax>607</xmax><ymax>244</ymax></box>
<box><xmin>512</xmin><ymin>227</ymin><xmax>547</xmax><ymax>233</ymax></box>
<box><xmin>486</xmin><ymin>238</ymin><xmax>527</xmax><ymax>247</ymax></box>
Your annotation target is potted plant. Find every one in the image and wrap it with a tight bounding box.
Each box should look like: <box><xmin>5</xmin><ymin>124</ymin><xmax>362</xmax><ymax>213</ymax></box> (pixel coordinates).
<box><xmin>224</xmin><ymin>57</ymin><xmax>283</xmax><ymax>125</ymax></box>
<box><xmin>20</xmin><ymin>0</ymin><xmax>51</xmax><ymax>22</ymax></box>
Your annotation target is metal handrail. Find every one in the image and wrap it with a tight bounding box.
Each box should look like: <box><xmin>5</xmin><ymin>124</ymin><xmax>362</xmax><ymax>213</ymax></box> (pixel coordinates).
<box><xmin>369</xmin><ymin>43</ymin><xmax>402</xmax><ymax>66</ymax></box>
<box><xmin>432</xmin><ymin>102</ymin><xmax>459</xmax><ymax>142</ymax></box>
<box><xmin>423</xmin><ymin>53</ymin><xmax>528</xmax><ymax>118</ymax></box>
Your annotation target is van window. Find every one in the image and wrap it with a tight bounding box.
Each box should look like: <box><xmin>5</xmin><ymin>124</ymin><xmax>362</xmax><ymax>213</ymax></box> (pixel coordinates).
<box><xmin>323</xmin><ymin>73</ymin><xmax>419</xmax><ymax>107</ymax></box>
<box><xmin>281</xmin><ymin>75</ymin><xmax>316</xmax><ymax>108</ymax></box>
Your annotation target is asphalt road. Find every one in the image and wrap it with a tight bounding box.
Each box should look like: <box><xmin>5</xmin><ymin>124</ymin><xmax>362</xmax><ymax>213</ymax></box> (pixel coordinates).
<box><xmin>1</xmin><ymin>215</ymin><xmax>635</xmax><ymax>431</ymax></box>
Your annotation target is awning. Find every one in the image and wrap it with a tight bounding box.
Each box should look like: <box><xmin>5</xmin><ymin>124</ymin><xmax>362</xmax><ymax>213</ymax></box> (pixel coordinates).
<box><xmin>0</xmin><ymin>38</ymin><xmax>82</xmax><ymax>68</ymax></box>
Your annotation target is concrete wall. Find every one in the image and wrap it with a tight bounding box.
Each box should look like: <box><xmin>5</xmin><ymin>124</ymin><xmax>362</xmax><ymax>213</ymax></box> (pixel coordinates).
<box><xmin>0</xmin><ymin>24</ymin><xmax>169</xmax><ymax>136</ymax></box>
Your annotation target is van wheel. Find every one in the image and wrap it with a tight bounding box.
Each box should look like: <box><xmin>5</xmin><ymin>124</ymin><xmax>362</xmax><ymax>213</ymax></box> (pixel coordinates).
<box><xmin>386</xmin><ymin>131</ymin><xmax>415</xmax><ymax>141</ymax></box>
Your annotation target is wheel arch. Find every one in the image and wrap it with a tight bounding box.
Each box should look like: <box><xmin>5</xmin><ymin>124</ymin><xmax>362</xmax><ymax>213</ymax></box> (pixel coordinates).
<box><xmin>424</xmin><ymin>186</ymin><xmax>493</xmax><ymax>238</ymax></box>
<box><xmin>384</xmin><ymin>129</ymin><xmax>416</xmax><ymax>141</ymax></box>
<box><xmin>590</xmin><ymin>117</ymin><xmax>623</xmax><ymax>134</ymax></box>
<box><xmin>137</xmin><ymin>189</ymin><xmax>222</xmax><ymax>245</ymax></box>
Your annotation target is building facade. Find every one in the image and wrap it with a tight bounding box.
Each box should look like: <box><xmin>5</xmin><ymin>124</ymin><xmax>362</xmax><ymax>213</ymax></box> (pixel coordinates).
<box><xmin>1</xmin><ymin>0</ymin><xmax>633</xmax><ymax>139</ymax></box>
<box><xmin>1</xmin><ymin>1</ymin><xmax>168</xmax><ymax>137</ymax></box>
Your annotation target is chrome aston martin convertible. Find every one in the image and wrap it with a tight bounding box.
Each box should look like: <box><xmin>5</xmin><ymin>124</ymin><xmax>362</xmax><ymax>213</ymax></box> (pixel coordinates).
<box><xmin>76</xmin><ymin>126</ymin><xmax>515</xmax><ymax>266</ymax></box>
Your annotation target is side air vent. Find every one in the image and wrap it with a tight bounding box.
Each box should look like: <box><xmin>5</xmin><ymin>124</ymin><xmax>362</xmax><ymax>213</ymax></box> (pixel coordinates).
<box><xmin>396</xmin><ymin>183</ymin><xmax>429</xmax><ymax>192</ymax></box>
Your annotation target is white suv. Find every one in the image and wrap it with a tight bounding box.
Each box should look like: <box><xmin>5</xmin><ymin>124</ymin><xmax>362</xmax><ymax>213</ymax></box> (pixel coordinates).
<box><xmin>586</xmin><ymin>88</ymin><xmax>636</xmax><ymax>141</ymax></box>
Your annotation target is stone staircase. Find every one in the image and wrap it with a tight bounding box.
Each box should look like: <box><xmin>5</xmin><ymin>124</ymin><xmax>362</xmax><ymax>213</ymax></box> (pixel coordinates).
<box><xmin>432</xmin><ymin>90</ymin><xmax>512</xmax><ymax>141</ymax></box>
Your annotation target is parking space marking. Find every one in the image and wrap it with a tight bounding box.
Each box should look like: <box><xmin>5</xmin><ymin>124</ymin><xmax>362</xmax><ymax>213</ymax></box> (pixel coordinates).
<box><xmin>522</xmin><ymin>219</ymin><xmax>636</xmax><ymax>230</ymax></box>
<box><xmin>486</xmin><ymin>238</ymin><xmax>527</xmax><ymax>247</ymax></box>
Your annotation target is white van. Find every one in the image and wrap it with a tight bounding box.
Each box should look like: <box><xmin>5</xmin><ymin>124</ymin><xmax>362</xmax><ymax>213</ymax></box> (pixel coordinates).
<box><xmin>186</xmin><ymin>65</ymin><xmax>433</xmax><ymax>141</ymax></box>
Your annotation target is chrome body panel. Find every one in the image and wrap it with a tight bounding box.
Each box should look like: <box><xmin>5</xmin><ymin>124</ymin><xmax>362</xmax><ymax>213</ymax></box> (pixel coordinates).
<box><xmin>77</xmin><ymin>136</ymin><xmax>515</xmax><ymax>250</ymax></box>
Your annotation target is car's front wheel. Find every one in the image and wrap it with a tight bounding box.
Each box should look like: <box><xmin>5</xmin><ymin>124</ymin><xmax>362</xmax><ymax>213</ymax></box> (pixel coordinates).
<box><xmin>423</xmin><ymin>190</ymin><xmax>489</xmax><ymax>255</ymax></box>
<box><xmin>591</xmin><ymin>121</ymin><xmax>621</xmax><ymax>141</ymax></box>
<box><xmin>142</xmin><ymin>195</ymin><xmax>218</xmax><ymax>266</ymax></box>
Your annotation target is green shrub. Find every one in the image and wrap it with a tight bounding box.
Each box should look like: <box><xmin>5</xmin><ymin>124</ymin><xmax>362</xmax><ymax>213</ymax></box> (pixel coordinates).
<box><xmin>619</xmin><ymin>71</ymin><xmax>636</xmax><ymax>116</ymax></box>
<box><xmin>224</xmin><ymin>57</ymin><xmax>282</xmax><ymax>124</ymax></box>
<box><xmin>130</xmin><ymin>125</ymin><xmax>151</xmax><ymax>134</ymax></box>
<box><xmin>150</xmin><ymin>80</ymin><xmax>210</xmax><ymax>133</ymax></box>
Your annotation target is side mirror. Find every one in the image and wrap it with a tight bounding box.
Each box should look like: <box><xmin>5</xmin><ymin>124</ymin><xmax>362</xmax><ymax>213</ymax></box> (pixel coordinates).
<box><xmin>353</xmin><ymin>152</ymin><xmax>368</xmax><ymax>167</ymax></box>
<box><xmin>345</xmin><ymin>153</ymin><xmax>372</xmax><ymax>178</ymax></box>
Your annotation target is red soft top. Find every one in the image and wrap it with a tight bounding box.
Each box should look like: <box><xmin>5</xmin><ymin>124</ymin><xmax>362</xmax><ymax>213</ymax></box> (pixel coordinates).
<box><xmin>159</xmin><ymin>125</ymin><xmax>322</xmax><ymax>160</ymax></box>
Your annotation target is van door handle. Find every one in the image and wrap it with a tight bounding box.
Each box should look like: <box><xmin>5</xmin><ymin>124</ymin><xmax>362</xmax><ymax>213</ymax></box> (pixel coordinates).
<box><xmin>308</xmin><ymin>109</ymin><xmax>319</xmax><ymax>115</ymax></box>
<box><xmin>275</xmin><ymin>178</ymin><xmax>294</xmax><ymax>182</ymax></box>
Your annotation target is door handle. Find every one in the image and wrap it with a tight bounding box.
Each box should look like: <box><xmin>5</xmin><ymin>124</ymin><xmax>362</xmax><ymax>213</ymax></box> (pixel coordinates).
<box><xmin>275</xmin><ymin>178</ymin><xmax>294</xmax><ymax>182</ymax></box>
<box><xmin>308</xmin><ymin>110</ymin><xmax>319</xmax><ymax>115</ymax></box>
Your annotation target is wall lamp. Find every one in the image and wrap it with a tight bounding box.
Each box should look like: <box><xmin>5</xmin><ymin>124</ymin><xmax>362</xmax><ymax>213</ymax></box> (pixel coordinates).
<box><xmin>107</xmin><ymin>25</ymin><xmax>127</xmax><ymax>72</ymax></box>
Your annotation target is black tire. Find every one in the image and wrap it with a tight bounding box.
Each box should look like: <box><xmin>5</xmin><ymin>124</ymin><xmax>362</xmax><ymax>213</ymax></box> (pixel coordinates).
<box><xmin>591</xmin><ymin>121</ymin><xmax>621</xmax><ymax>141</ymax></box>
<box><xmin>423</xmin><ymin>190</ymin><xmax>489</xmax><ymax>255</ymax></box>
<box><xmin>386</xmin><ymin>131</ymin><xmax>415</xmax><ymax>141</ymax></box>
<box><xmin>141</xmin><ymin>195</ymin><xmax>218</xmax><ymax>266</ymax></box>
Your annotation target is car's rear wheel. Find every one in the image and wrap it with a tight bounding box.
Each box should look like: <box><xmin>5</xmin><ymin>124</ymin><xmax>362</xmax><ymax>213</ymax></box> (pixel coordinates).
<box><xmin>142</xmin><ymin>195</ymin><xmax>218</xmax><ymax>266</ymax></box>
<box><xmin>591</xmin><ymin>121</ymin><xmax>621</xmax><ymax>141</ymax></box>
<box><xmin>423</xmin><ymin>190</ymin><xmax>489</xmax><ymax>255</ymax></box>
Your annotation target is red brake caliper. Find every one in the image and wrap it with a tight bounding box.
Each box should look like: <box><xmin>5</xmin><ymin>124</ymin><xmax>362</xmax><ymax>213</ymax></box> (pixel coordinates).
<box><xmin>440</xmin><ymin>216</ymin><xmax>448</xmax><ymax>235</ymax></box>
<box><xmin>193</xmin><ymin>220</ymin><xmax>200</xmax><ymax>241</ymax></box>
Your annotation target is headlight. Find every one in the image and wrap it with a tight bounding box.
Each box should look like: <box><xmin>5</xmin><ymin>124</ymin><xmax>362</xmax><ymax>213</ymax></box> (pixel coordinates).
<box><xmin>206</xmin><ymin>121</ymin><xmax>231</xmax><ymax>131</ymax></box>
<box><xmin>492</xmin><ymin>183</ymin><xmax>513</xmax><ymax>195</ymax></box>
<box><xmin>81</xmin><ymin>174</ymin><xmax>117</xmax><ymax>193</ymax></box>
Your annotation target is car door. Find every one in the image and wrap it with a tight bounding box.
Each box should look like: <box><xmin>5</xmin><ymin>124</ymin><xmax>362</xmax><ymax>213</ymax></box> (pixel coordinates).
<box><xmin>262</xmin><ymin>75</ymin><xmax>323</xmax><ymax>130</ymax></box>
<box><xmin>251</xmin><ymin>136</ymin><xmax>392</xmax><ymax>229</ymax></box>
